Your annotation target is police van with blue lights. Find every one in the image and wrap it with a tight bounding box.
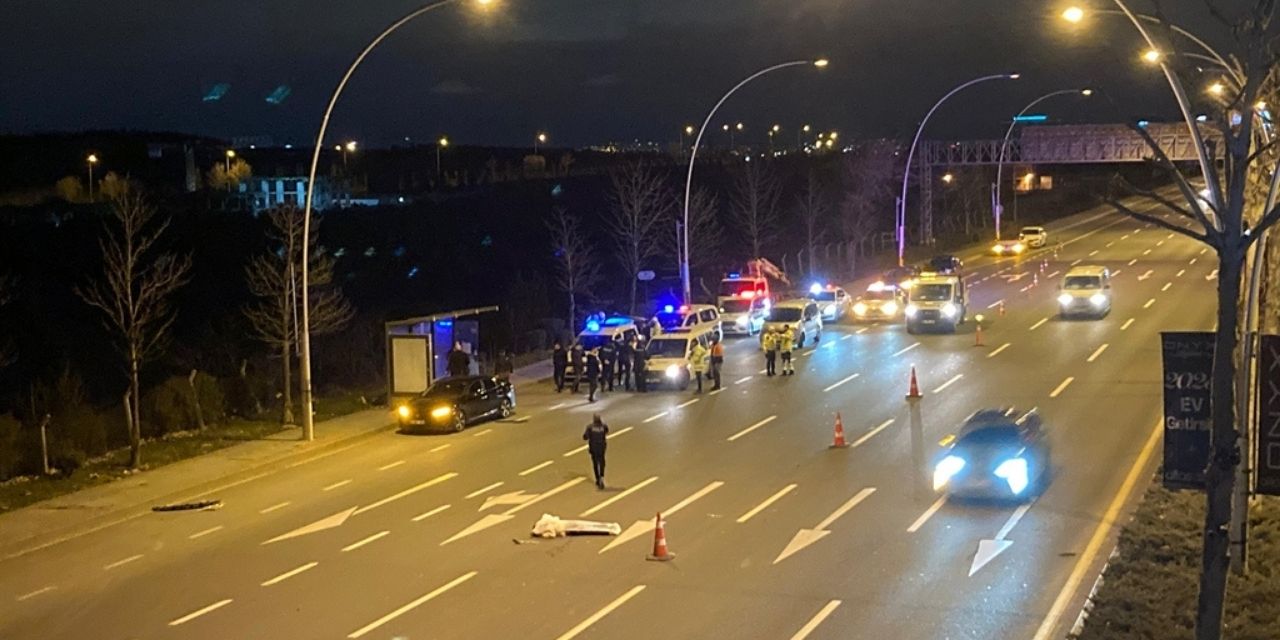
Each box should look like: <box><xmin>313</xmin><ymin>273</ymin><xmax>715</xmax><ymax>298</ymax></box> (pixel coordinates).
<box><xmin>566</xmin><ymin>315</ymin><xmax>640</xmax><ymax>383</ymax></box>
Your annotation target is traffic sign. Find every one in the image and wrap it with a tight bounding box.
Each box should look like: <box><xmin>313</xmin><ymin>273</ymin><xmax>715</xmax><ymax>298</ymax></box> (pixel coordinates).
<box><xmin>637</xmin><ymin>270</ymin><xmax>655</xmax><ymax>281</ymax></box>
<box><xmin>1256</xmin><ymin>335</ymin><xmax>1280</xmax><ymax>495</ymax></box>
<box><xmin>1161</xmin><ymin>331</ymin><xmax>1214</xmax><ymax>491</ymax></box>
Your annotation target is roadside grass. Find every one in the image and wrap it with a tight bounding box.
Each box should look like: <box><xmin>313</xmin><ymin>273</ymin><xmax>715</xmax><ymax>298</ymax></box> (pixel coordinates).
<box><xmin>1078</xmin><ymin>482</ymin><xmax>1280</xmax><ymax>639</ymax></box>
<box><xmin>0</xmin><ymin>387</ymin><xmax>382</xmax><ymax>514</ymax></box>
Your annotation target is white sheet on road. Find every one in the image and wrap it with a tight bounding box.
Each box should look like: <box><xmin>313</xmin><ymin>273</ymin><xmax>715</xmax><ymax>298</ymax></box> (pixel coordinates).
<box><xmin>530</xmin><ymin>514</ymin><xmax>621</xmax><ymax>538</ymax></box>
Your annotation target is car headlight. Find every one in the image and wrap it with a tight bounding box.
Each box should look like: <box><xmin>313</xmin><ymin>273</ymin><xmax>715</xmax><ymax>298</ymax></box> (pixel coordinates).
<box><xmin>825</xmin><ymin>303</ymin><xmax>836</xmax><ymax>314</ymax></box>
<box><xmin>900</xmin><ymin>280</ymin><xmax>914</xmax><ymax>290</ymax></box>
<box><xmin>1057</xmin><ymin>293</ymin><xmax>1073</xmax><ymax>306</ymax></box>
<box><xmin>941</xmin><ymin>303</ymin><xmax>958</xmax><ymax>318</ymax></box>
<box><xmin>905</xmin><ymin>304</ymin><xmax>919</xmax><ymax>317</ymax></box>
<box><xmin>430</xmin><ymin>405</ymin><xmax>453</xmax><ymax>419</ymax></box>
<box><xmin>992</xmin><ymin>244</ymin><xmax>1004</xmax><ymax>253</ymax></box>
<box><xmin>1013</xmin><ymin>243</ymin><xmax>1025</xmax><ymax>253</ymax></box>
<box><xmin>397</xmin><ymin>405</ymin><xmax>411</xmax><ymax>419</ymax></box>
<box><xmin>995</xmin><ymin>458</ymin><xmax>1030</xmax><ymax>495</ymax></box>
<box><xmin>882</xmin><ymin>301</ymin><xmax>898</xmax><ymax>316</ymax></box>
<box><xmin>1090</xmin><ymin>293</ymin><xmax>1108</xmax><ymax>307</ymax></box>
<box><xmin>665</xmin><ymin>364</ymin><xmax>682</xmax><ymax>379</ymax></box>
<box><xmin>933</xmin><ymin>455</ymin><xmax>966</xmax><ymax>490</ymax></box>
<box><xmin>853</xmin><ymin>302</ymin><xmax>868</xmax><ymax>316</ymax></box>
<box><xmin>735</xmin><ymin>316</ymin><xmax>748</xmax><ymax>327</ymax></box>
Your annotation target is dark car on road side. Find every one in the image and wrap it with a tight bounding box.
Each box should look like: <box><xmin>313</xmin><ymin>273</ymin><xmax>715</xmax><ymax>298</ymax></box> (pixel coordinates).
<box><xmin>932</xmin><ymin>408</ymin><xmax>1050</xmax><ymax>501</ymax></box>
<box><xmin>927</xmin><ymin>254</ymin><xmax>964</xmax><ymax>274</ymax></box>
<box><xmin>396</xmin><ymin>375</ymin><xmax>515</xmax><ymax>433</ymax></box>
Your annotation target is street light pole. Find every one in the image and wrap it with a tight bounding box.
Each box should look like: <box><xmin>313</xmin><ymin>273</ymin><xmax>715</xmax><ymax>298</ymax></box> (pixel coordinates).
<box><xmin>299</xmin><ymin>0</ymin><xmax>478</xmax><ymax>442</ymax></box>
<box><xmin>680</xmin><ymin>58</ymin><xmax>829</xmax><ymax>304</ymax></box>
<box><xmin>437</xmin><ymin>136</ymin><xmax>449</xmax><ymax>183</ymax></box>
<box><xmin>86</xmin><ymin>154</ymin><xmax>98</xmax><ymax>203</ymax></box>
<box><xmin>897</xmin><ymin>73</ymin><xmax>1019</xmax><ymax>266</ymax></box>
<box><xmin>993</xmin><ymin>89</ymin><xmax>1091</xmax><ymax>240</ymax></box>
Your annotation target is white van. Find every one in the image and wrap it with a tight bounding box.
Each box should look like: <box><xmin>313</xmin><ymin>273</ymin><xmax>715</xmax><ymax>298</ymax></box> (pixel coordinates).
<box><xmin>762</xmin><ymin>299</ymin><xmax>823</xmax><ymax>347</ymax></box>
<box><xmin>643</xmin><ymin>324</ymin><xmax>718</xmax><ymax>390</ymax></box>
<box><xmin>1057</xmin><ymin>266</ymin><xmax>1112</xmax><ymax>318</ymax></box>
<box><xmin>653</xmin><ymin>304</ymin><xmax>722</xmax><ymax>340</ymax></box>
<box><xmin>905</xmin><ymin>273</ymin><xmax>967</xmax><ymax>333</ymax></box>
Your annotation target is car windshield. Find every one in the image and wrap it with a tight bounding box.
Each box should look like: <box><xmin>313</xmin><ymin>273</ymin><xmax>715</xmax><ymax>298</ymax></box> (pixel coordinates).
<box><xmin>1063</xmin><ymin>276</ymin><xmax>1101</xmax><ymax>290</ymax></box>
<box><xmin>1020</xmin><ymin>227</ymin><xmax>1043</xmax><ymax>235</ymax></box>
<box><xmin>911</xmin><ymin>284</ymin><xmax>952</xmax><ymax>302</ymax></box>
<box><xmin>863</xmin><ymin>289</ymin><xmax>895</xmax><ymax>301</ymax></box>
<box><xmin>655</xmin><ymin>312</ymin><xmax>687</xmax><ymax>330</ymax></box>
<box><xmin>577</xmin><ymin>335</ymin><xmax>611</xmax><ymax>350</ymax></box>
<box><xmin>957</xmin><ymin>425</ymin><xmax>1023</xmax><ymax>448</ymax></box>
<box><xmin>425</xmin><ymin>379</ymin><xmax>470</xmax><ymax>396</ymax></box>
<box><xmin>811</xmin><ymin>291</ymin><xmax>837</xmax><ymax>302</ymax></box>
<box><xmin>929</xmin><ymin>257</ymin><xmax>957</xmax><ymax>271</ymax></box>
<box><xmin>769</xmin><ymin>308</ymin><xmax>803</xmax><ymax>322</ymax></box>
<box><xmin>720</xmin><ymin>299</ymin><xmax>751</xmax><ymax>313</ymax></box>
<box><xmin>647</xmin><ymin>339</ymin><xmax>688</xmax><ymax>358</ymax></box>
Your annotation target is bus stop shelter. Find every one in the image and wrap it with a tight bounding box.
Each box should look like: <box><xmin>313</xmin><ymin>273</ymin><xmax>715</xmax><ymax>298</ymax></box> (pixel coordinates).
<box><xmin>385</xmin><ymin>305</ymin><xmax>498</xmax><ymax>401</ymax></box>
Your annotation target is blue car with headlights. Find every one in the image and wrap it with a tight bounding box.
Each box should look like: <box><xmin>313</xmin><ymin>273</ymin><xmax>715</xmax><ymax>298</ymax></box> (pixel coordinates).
<box><xmin>933</xmin><ymin>408</ymin><xmax>1050</xmax><ymax>500</ymax></box>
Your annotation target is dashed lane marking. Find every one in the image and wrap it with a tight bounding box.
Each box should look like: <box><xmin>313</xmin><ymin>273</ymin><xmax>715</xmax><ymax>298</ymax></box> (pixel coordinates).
<box><xmin>823</xmin><ymin>373</ymin><xmax>860</xmax><ymax>393</ymax></box>
<box><xmin>856</xmin><ymin>327</ymin><xmax>870</xmax><ymax>334</ymax></box>
<box><xmin>734</xmin><ymin>376</ymin><xmax>752</xmax><ymax>385</ymax></box>
<box><xmin>323</xmin><ymin>479</ymin><xmax>352</xmax><ymax>491</ymax></box>
<box><xmin>1050</xmin><ymin>377</ymin><xmax>1075</xmax><ymax>398</ymax></box>
<box><xmin>893</xmin><ymin>343</ymin><xmax>920</xmax><ymax>357</ymax></box>
<box><xmin>353</xmin><ymin>472</ymin><xmax>457</xmax><ymax>516</ymax></box>
<box><xmin>1142</xmin><ymin>249</ymin><xmax>1152</xmax><ymax>255</ymax></box>
<box><xmin>840</xmin><ymin>334</ymin><xmax>853</xmax><ymax>341</ymax></box>
<box><xmin>471</xmin><ymin>428</ymin><xmax>493</xmax><ymax>437</ymax></box>
<box><xmin>1127</xmin><ymin>258</ymin><xmax>1138</xmax><ymax>266</ymax></box>
<box><xmin>378</xmin><ymin>460</ymin><xmax>405</xmax><ymax>471</ymax></box>
<box><xmin>1162</xmin><ymin>282</ymin><xmax>1172</xmax><ymax>291</ymax></box>
<box><xmin>988</xmin><ymin>343</ymin><xmax>1010</xmax><ymax>358</ymax></box>
<box><xmin>1070</xmin><ymin>259</ymin><xmax>1082</xmax><ymax>266</ymax></box>
<box><xmin>789</xmin><ymin>600</ymin><xmax>843</xmax><ymax>640</ymax></box>
<box><xmin>1190</xmin><ymin>257</ymin><xmax>1198</xmax><ymax>265</ymax></box>
<box><xmin>1088</xmin><ymin>250</ymin><xmax>1099</xmax><ymax>257</ymax></box>
<box><xmin>341</xmin><ymin>531</ymin><xmax>389</xmax><ymax>552</ymax></box>
<box><xmin>188</xmin><ymin>526</ymin><xmax>223</xmax><ymax>540</ymax></box>
<box><xmin>1176</xmin><ymin>269</ymin><xmax>1185</xmax><ymax>278</ymax></box>
<box><xmin>728</xmin><ymin>415</ymin><xmax>778</xmax><ymax>442</ymax></box>
<box><xmin>1121</xmin><ymin>318</ymin><xmax>1135</xmax><ymax>331</ymax></box>
<box><xmin>518</xmin><ymin>460</ymin><xmax>554</xmax><ymax>477</ymax></box>
<box><xmin>986</xmin><ymin>299</ymin><xmax>1004</xmax><ymax>309</ymax></box>
<box><xmin>429</xmin><ymin>444</ymin><xmax>451</xmax><ymax>453</ymax></box>
<box><xmin>676</xmin><ymin>398</ymin><xmax>699</xmax><ymax>409</ymax></box>
<box><xmin>907</xmin><ymin>496</ymin><xmax>947</xmax><ymax>533</ymax></box>
<box><xmin>103</xmin><ymin>554</ymin><xmax>143</xmax><ymax>571</ymax></box>
<box><xmin>1030</xmin><ymin>318</ymin><xmax>1048</xmax><ymax>331</ymax></box>
<box><xmin>851</xmin><ymin>419</ymin><xmax>896</xmax><ymax>448</ymax></box>
<box><xmin>464</xmin><ymin>482</ymin><xmax>504</xmax><ymax>499</ymax></box>
<box><xmin>168</xmin><ymin>599</ymin><xmax>233</xmax><ymax>627</ymax></box>
<box><xmin>563</xmin><ymin>427</ymin><xmax>633</xmax><ymax>458</ymax></box>
<box><xmin>1087</xmin><ymin>344</ymin><xmax>1109</xmax><ymax>363</ymax></box>
<box><xmin>412</xmin><ymin>504</ymin><xmax>451</xmax><ymax>522</ymax></box>
<box><xmin>261</xmin><ymin>562</ymin><xmax>318</xmax><ymax>587</ymax></box>
<box><xmin>1046</xmin><ymin>270</ymin><xmax>1060</xmax><ymax>278</ymax></box>
<box><xmin>643</xmin><ymin>411</ymin><xmax>669</xmax><ymax>423</ymax></box>
<box><xmin>548</xmin><ymin>402</ymin><xmax>568</xmax><ymax>410</ymax></box>
<box><xmin>580</xmin><ymin>476</ymin><xmax>659</xmax><ymax>517</ymax></box>
<box><xmin>16</xmin><ymin>586</ymin><xmax>55</xmax><ymax>602</ymax></box>
<box><xmin>1143</xmin><ymin>298</ymin><xmax>1155</xmax><ymax>309</ymax></box>
<box><xmin>737</xmin><ymin>484</ymin><xmax>798</xmax><ymax>523</ymax></box>
<box><xmin>932</xmin><ymin>374</ymin><xmax>963</xmax><ymax>393</ymax></box>
<box><xmin>1112</xmin><ymin>270</ymin><xmax>1122</xmax><ymax>277</ymax></box>
<box><xmin>347</xmin><ymin>572</ymin><xmax>477</xmax><ymax>639</ymax></box>
<box><xmin>553</xmin><ymin>585</ymin><xmax>647</xmax><ymax>640</ymax></box>
<box><xmin>259</xmin><ymin>501</ymin><xmax>290</xmax><ymax>514</ymax></box>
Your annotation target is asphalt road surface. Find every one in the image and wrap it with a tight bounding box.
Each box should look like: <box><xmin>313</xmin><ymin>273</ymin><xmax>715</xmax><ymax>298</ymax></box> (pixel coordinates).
<box><xmin>0</xmin><ymin>200</ymin><xmax>1215</xmax><ymax>640</ymax></box>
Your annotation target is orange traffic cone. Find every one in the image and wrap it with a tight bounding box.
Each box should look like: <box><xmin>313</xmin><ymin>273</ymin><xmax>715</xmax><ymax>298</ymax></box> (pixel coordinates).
<box><xmin>646</xmin><ymin>512</ymin><xmax>675</xmax><ymax>561</ymax></box>
<box><xmin>830</xmin><ymin>412</ymin><xmax>849</xmax><ymax>448</ymax></box>
<box><xmin>998</xmin><ymin>301</ymin><xmax>1006</xmax><ymax>317</ymax></box>
<box><xmin>906</xmin><ymin>366</ymin><xmax>922</xmax><ymax>399</ymax></box>
<box><xmin>974</xmin><ymin>323</ymin><xmax>985</xmax><ymax>347</ymax></box>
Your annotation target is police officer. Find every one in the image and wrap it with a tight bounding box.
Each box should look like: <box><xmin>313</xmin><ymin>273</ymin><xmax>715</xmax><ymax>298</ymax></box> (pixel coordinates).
<box><xmin>582</xmin><ymin>414</ymin><xmax>609</xmax><ymax>489</ymax></box>
<box><xmin>570</xmin><ymin>344</ymin><xmax>585</xmax><ymax>393</ymax></box>
<box><xmin>689</xmin><ymin>340</ymin><xmax>709</xmax><ymax>394</ymax></box>
<box><xmin>633</xmin><ymin>339</ymin><xmax>649</xmax><ymax>393</ymax></box>
<box><xmin>617</xmin><ymin>338</ymin><xmax>633</xmax><ymax>390</ymax></box>
<box><xmin>709</xmin><ymin>336</ymin><xmax>725</xmax><ymax>390</ymax></box>
<box><xmin>585</xmin><ymin>348</ymin><xmax>602</xmax><ymax>402</ymax></box>
<box><xmin>780</xmin><ymin>326</ymin><xmax>796</xmax><ymax>375</ymax></box>
<box><xmin>763</xmin><ymin>329</ymin><xmax>778</xmax><ymax>376</ymax></box>
<box><xmin>599</xmin><ymin>338</ymin><xmax>617</xmax><ymax>392</ymax></box>
<box><xmin>552</xmin><ymin>341</ymin><xmax>568</xmax><ymax>392</ymax></box>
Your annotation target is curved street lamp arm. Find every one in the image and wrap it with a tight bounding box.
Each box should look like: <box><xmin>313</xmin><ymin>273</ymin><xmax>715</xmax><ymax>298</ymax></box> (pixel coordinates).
<box><xmin>897</xmin><ymin>73</ymin><xmax>1016</xmax><ymax>263</ymax></box>
<box><xmin>1093</xmin><ymin>8</ymin><xmax>1241</xmax><ymax>83</ymax></box>
<box><xmin>681</xmin><ymin>59</ymin><xmax>816</xmax><ymax>302</ymax></box>
<box><xmin>994</xmin><ymin>89</ymin><xmax>1085</xmax><ymax>238</ymax></box>
<box><xmin>298</xmin><ymin>0</ymin><xmax>461</xmax><ymax>441</ymax></box>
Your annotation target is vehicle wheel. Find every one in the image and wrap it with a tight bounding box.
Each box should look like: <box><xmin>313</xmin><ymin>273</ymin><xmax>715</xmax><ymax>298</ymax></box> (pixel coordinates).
<box><xmin>679</xmin><ymin>375</ymin><xmax>690</xmax><ymax>391</ymax></box>
<box><xmin>907</xmin><ymin>325</ymin><xmax>916</xmax><ymax>335</ymax></box>
<box><xmin>452</xmin><ymin>410</ymin><xmax>467</xmax><ymax>432</ymax></box>
<box><xmin>499</xmin><ymin>398</ymin><xmax>513</xmax><ymax>418</ymax></box>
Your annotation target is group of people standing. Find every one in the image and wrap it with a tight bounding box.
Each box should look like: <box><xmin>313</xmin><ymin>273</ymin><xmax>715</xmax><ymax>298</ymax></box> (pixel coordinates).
<box><xmin>760</xmin><ymin>326</ymin><xmax>797</xmax><ymax>376</ymax></box>
<box><xmin>551</xmin><ymin>336</ymin><xmax>652</xmax><ymax>402</ymax></box>
<box><xmin>686</xmin><ymin>336</ymin><xmax>725</xmax><ymax>393</ymax></box>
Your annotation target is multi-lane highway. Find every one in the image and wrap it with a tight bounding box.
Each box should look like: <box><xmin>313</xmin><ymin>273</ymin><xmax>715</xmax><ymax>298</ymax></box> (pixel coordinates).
<box><xmin>0</xmin><ymin>197</ymin><xmax>1215</xmax><ymax>639</ymax></box>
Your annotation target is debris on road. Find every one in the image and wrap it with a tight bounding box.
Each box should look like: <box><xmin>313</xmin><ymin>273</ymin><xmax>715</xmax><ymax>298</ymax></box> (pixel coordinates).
<box><xmin>151</xmin><ymin>499</ymin><xmax>222</xmax><ymax>512</ymax></box>
<box><xmin>530</xmin><ymin>513</ymin><xmax>621</xmax><ymax>538</ymax></box>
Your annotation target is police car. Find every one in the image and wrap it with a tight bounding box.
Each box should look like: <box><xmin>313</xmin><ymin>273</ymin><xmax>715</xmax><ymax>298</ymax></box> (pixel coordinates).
<box><xmin>566</xmin><ymin>315</ymin><xmax>640</xmax><ymax>384</ymax></box>
<box><xmin>851</xmin><ymin>281</ymin><xmax>904</xmax><ymax>321</ymax></box>
<box><xmin>807</xmin><ymin>283</ymin><xmax>850</xmax><ymax>321</ymax></box>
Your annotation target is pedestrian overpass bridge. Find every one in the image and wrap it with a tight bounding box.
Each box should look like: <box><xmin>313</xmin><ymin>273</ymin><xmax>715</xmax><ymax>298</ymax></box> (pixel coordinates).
<box><xmin>922</xmin><ymin>122</ymin><xmax>1220</xmax><ymax>166</ymax></box>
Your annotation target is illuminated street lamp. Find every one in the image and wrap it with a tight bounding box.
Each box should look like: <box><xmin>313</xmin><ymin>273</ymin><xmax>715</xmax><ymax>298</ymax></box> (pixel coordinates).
<box><xmin>436</xmin><ymin>136</ymin><xmax>449</xmax><ymax>181</ymax></box>
<box><xmin>86</xmin><ymin>154</ymin><xmax>99</xmax><ymax>203</ymax></box>
<box><xmin>896</xmin><ymin>72</ymin><xmax>1019</xmax><ymax>264</ymax></box>
<box><xmin>993</xmin><ymin>88</ymin><xmax>1092</xmax><ymax>239</ymax></box>
<box><xmin>535</xmin><ymin>132</ymin><xmax>548</xmax><ymax>155</ymax></box>
<box><xmin>1141</xmin><ymin>48</ymin><xmax>1162</xmax><ymax>64</ymax></box>
<box><xmin>941</xmin><ymin>173</ymin><xmax>954</xmax><ymax>184</ymax></box>
<box><xmin>225</xmin><ymin>149</ymin><xmax>236</xmax><ymax>172</ymax></box>
<box><xmin>798</xmin><ymin>124</ymin><xmax>811</xmax><ymax>150</ymax></box>
<box><xmin>298</xmin><ymin>0</ymin><xmax>496</xmax><ymax>442</ymax></box>
<box><xmin>680</xmin><ymin>58</ymin><xmax>830</xmax><ymax>303</ymax></box>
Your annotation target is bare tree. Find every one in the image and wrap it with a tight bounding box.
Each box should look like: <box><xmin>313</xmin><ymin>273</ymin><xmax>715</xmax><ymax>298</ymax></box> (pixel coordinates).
<box><xmin>243</xmin><ymin>205</ymin><xmax>353</xmax><ymax>425</ymax></box>
<box><xmin>1102</xmin><ymin>7</ymin><xmax>1280</xmax><ymax>638</ymax></box>
<box><xmin>206</xmin><ymin>159</ymin><xmax>252</xmax><ymax>192</ymax></box>
<box><xmin>76</xmin><ymin>189</ymin><xmax>192</xmax><ymax>469</ymax></box>
<box><xmin>547</xmin><ymin>206</ymin><xmax>602</xmax><ymax>329</ymax></box>
<box><xmin>730</xmin><ymin>159</ymin><xmax>783</xmax><ymax>258</ymax></box>
<box><xmin>606</xmin><ymin>162</ymin><xmax>670</xmax><ymax>314</ymax></box>
<box><xmin>839</xmin><ymin>141</ymin><xmax>898</xmax><ymax>275</ymax></box>
<box><xmin>795</xmin><ymin>169</ymin><xmax>830</xmax><ymax>277</ymax></box>
<box><xmin>664</xmin><ymin>186</ymin><xmax>722</xmax><ymax>276</ymax></box>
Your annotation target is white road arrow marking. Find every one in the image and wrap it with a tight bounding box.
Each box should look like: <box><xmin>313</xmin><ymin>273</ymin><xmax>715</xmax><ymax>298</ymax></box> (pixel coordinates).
<box><xmin>599</xmin><ymin>481</ymin><xmax>723</xmax><ymax>554</ymax></box>
<box><xmin>1004</xmin><ymin>272</ymin><xmax>1028</xmax><ymax>282</ymax></box>
<box><xmin>1206</xmin><ymin>269</ymin><xmax>1219</xmax><ymax>281</ymax></box>
<box><xmin>479</xmin><ymin>491</ymin><xmax>536</xmax><ymax>512</ymax></box>
<box><xmin>263</xmin><ymin>506</ymin><xmax>357</xmax><ymax>545</ymax></box>
<box><xmin>442</xmin><ymin>478</ymin><xmax>587</xmax><ymax>545</ymax></box>
<box><xmin>774</xmin><ymin>488</ymin><xmax>875</xmax><ymax>564</ymax></box>
<box><xmin>1137</xmin><ymin>270</ymin><xmax>1153</xmax><ymax>281</ymax></box>
<box><xmin>969</xmin><ymin>503</ymin><xmax>1031</xmax><ymax>576</ymax></box>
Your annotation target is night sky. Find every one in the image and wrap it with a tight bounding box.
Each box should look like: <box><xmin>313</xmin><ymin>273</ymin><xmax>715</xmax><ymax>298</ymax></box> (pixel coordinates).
<box><xmin>0</xmin><ymin>1</ymin><xmax>1225</xmax><ymax>147</ymax></box>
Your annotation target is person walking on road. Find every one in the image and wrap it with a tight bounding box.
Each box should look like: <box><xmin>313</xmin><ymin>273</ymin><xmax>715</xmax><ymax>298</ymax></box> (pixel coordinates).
<box><xmin>689</xmin><ymin>340</ymin><xmax>709</xmax><ymax>394</ymax></box>
<box><xmin>617</xmin><ymin>338</ymin><xmax>633</xmax><ymax>390</ymax></box>
<box><xmin>633</xmin><ymin>339</ymin><xmax>649</xmax><ymax>393</ymax></box>
<box><xmin>585</xmin><ymin>349</ymin><xmax>602</xmax><ymax>402</ymax></box>
<box><xmin>583</xmin><ymin>414</ymin><xmax>609</xmax><ymax>489</ymax></box>
<box><xmin>446</xmin><ymin>342</ymin><xmax>470</xmax><ymax>377</ymax></box>
<box><xmin>570</xmin><ymin>344</ymin><xmax>585</xmax><ymax>393</ymax></box>
<box><xmin>709</xmin><ymin>336</ymin><xmax>725</xmax><ymax>390</ymax></box>
<box><xmin>599</xmin><ymin>339</ymin><xmax>617</xmax><ymax>392</ymax></box>
<box><xmin>763</xmin><ymin>329</ymin><xmax>778</xmax><ymax>376</ymax></box>
<box><xmin>494</xmin><ymin>349</ymin><xmax>514</xmax><ymax>382</ymax></box>
<box><xmin>780</xmin><ymin>326</ymin><xmax>795</xmax><ymax>375</ymax></box>
<box><xmin>552</xmin><ymin>341</ymin><xmax>568</xmax><ymax>392</ymax></box>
